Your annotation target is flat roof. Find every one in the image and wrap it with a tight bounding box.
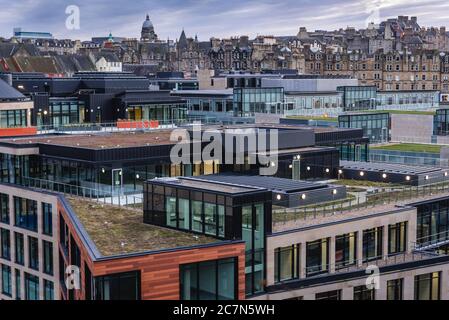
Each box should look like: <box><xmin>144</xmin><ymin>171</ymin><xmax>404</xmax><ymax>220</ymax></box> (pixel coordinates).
<box><xmin>0</xmin><ymin>130</ymin><xmax>178</xmax><ymax>149</ymax></box>
<box><xmin>341</xmin><ymin>161</ymin><xmax>443</xmax><ymax>175</ymax></box>
<box><xmin>150</xmin><ymin>177</ymin><xmax>264</xmax><ymax>195</ymax></box>
<box><xmin>196</xmin><ymin>174</ymin><xmax>328</xmax><ymax>193</ymax></box>
<box><xmin>68</xmin><ymin>198</ymin><xmax>218</xmax><ymax>256</ymax></box>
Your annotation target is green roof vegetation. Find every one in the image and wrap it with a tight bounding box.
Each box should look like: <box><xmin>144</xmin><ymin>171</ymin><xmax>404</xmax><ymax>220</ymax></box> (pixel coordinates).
<box><xmin>68</xmin><ymin>198</ymin><xmax>217</xmax><ymax>257</ymax></box>
<box><xmin>370</xmin><ymin>143</ymin><xmax>442</xmax><ymax>154</ymax></box>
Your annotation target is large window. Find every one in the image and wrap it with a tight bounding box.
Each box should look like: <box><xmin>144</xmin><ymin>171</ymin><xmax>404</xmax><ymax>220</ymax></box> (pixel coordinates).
<box><xmin>1</xmin><ymin>264</ymin><xmax>11</xmax><ymax>296</ymax></box>
<box><xmin>0</xmin><ymin>109</ymin><xmax>27</xmax><ymax>128</ymax></box>
<box><xmin>15</xmin><ymin>269</ymin><xmax>21</xmax><ymax>300</ymax></box>
<box><xmin>28</xmin><ymin>236</ymin><xmax>39</xmax><ymax>271</ymax></box>
<box><xmin>94</xmin><ymin>271</ymin><xmax>140</xmax><ymax>300</ymax></box>
<box><xmin>354</xmin><ymin>285</ymin><xmax>375</xmax><ymax>300</ymax></box>
<box><xmin>44</xmin><ymin>280</ymin><xmax>54</xmax><ymax>300</ymax></box>
<box><xmin>180</xmin><ymin>258</ymin><xmax>237</xmax><ymax>300</ymax></box>
<box><xmin>415</xmin><ymin>272</ymin><xmax>441</xmax><ymax>300</ymax></box>
<box><xmin>43</xmin><ymin>240</ymin><xmax>53</xmax><ymax>276</ymax></box>
<box><xmin>388</xmin><ymin>222</ymin><xmax>407</xmax><ymax>255</ymax></box>
<box><xmin>0</xmin><ymin>193</ymin><xmax>9</xmax><ymax>224</ymax></box>
<box><xmin>14</xmin><ymin>232</ymin><xmax>24</xmax><ymax>265</ymax></box>
<box><xmin>14</xmin><ymin>197</ymin><xmax>37</xmax><ymax>232</ymax></box>
<box><xmin>24</xmin><ymin>273</ymin><xmax>39</xmax><ymax>300</ymax></box>
<box><xmin>315</xmin><ymin>290</ymin><xmax>341</xmax><ymax>300</ymax></box>
<box><xmin>0</xmin><ymin>228</ymin><xmax>10</xmax><ymax>260</ymax></box>
<box><xmin>306</xmin><ymin>238</ymin><xmax>329</xmax><ymax>276</ymax></box>
<box><xmin>363</xmin><ymin>227</ymin><xmax>383</xmax><ymax>262</ymax></box>
<box><xmin>335</xmin><ymin>232</ymin><xmax>357</xmax><ymax>269</ymax></box>
<box><xmin>42</xmin><ymin>203</ymin><xmax>53</xmax><ymax>236</ymax></box>
<box><xmin>274</xmin><ymin>245</ymin><xmax>299</xmax><ymax>283</ymax></box>
<box><xmin>159</xmin><ymin>191</ymin><xmax>226</xmax><ymax>238</ymax></box>
<box><xmin>416</xmin><ymin>200</ymin><xmax>449</xmax><ymax>246</ymax></box>
<box><xmin>387</xmin><ymin>278</ymin><xmax>403</xmax><ymax>300</ymax></box>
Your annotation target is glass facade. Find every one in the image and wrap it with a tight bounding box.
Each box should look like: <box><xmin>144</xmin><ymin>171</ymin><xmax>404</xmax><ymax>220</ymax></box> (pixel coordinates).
<box><xmin>180</xmin><ymin>258</ymin><xmax>237</xmax><ymax>300</ymax></box>
<box><xmin>37</xmin><ymin>98</ymin><xmax>85</xmax><ymax>128</ymax></box>
<box><xmin>339</xmin><ymin>113</ymin><xmax>390</xmax><ymax>143</ymax></box>
<box><xmin>144</xmin><ymin>181</ymin><xmax>271</xmax><ymax>297</ymax></box>
<box><xmin>434</xmin><ymin>108</ymin><xmax>449</xmax><ymax>136</ymax></box>
<box><xmin>0</xmin><ymin>153</ymin><xmax>222</xmax><ymax>196</ymax></box>
<box><xmin>185</xmin><ymin>96</ymin><xmax>233</xmax><ymax>113</ymax></box>
<box><xmin>377</xmin><ymin>91</ymin><xmax>439</xmax><ymax>110</ymax></box>
<box><xmin>0</xmin><ymin>110</ymin><xmax>27</xmax><ymax>128</ymax></box>
<box><xmin>126</xmin><ymin>103</ymin><xmax>187</xmax><ymax>123</ymax></box>
<box><xmin>145</xmin><ymin>185</ymin><xmax>226</xmax><ymax>238</ymax></box>
<box><xmin>337</xmin><ymin>86</ymin><xmax>377</xmax><ymax>111</ymax></box>
<box><xmin>233</xmin><ymin>88</ymin><xmax>284</xmax><ymax>116</ymax></box>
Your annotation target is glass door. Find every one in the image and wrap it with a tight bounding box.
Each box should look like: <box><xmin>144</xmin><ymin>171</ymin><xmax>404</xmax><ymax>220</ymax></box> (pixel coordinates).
<box><xmin>292</xmin><ymin>160</ymin><xmax>301</xmax><ymax>180</ymax></box>
<box><xmin>112</xmin><ymin>169</ymin><xmax>123</xmax><ymax>194</ymax></box>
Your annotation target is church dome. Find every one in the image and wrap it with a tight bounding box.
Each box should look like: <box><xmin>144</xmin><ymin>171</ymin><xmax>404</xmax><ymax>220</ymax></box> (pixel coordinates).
<box><xmin>142</xmin><ymin>14</ymin><xmax>153</xmax><ymax>29</ymax></box>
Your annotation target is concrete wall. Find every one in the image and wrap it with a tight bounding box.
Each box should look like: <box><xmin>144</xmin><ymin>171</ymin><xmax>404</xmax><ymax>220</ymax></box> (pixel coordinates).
<box><xmin>265</xmin><ymin>206</ymin><xmax>417</xmax><ymax>285</ymax></box>
<box><xmin>390</xmin><ymin>113</ymin><xmax>434</xmax><ymax>143</ymax></box>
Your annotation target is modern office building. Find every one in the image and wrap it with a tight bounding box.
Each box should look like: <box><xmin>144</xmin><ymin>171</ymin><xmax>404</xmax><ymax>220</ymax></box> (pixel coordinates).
<box><xmin>338</xmin><ymin>112</ymin><xmax>390</xmax><ymax>143</ymax></box>
<box><xmin>233</xmin><ymin>87</ymin><xmax>285</xmax><ymax>117</ymax></box>
<box><xmin>12</xmin><ymin>72</ymin><xmax>187</xmax><ymax>127</ymax></box>
<box><xmin>0</xmin><ymin>76</ymin><xmax>35</xmax><ymax>136</ymax></box>
<box><xmin>0</xmin><ymin>124</ymin><xmax>363</xmax><ymax>197</ymax></box>
<box><xmin>0</xmin><ymin>183</ymin><xmax>245</xmax><ymax>300</ymax></box>
<box><xmin>13</xmin><ymin>28</ymin><xmax>53</xmax><ymax>40</ymax></box>
<box><xmin>337</xmin><ymin>86</ymin><xmax>378</xmax><ymax>111</ymax></box>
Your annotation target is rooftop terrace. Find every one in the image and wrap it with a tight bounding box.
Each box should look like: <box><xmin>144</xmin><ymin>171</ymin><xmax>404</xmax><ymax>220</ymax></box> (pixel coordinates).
<box><xmin>273</xmin><ymin>182</ymin><xmax>449</xmax><ymax>233</ymax></box>
<box><xmin>67</xmin><ymin>197</ymin><xmax>218</xmax><ymax>257</ymax></box>
<box><xmin>0</xmin><ymin>130</ymin><xmax>178</xmax><ymax>149</ymax></box>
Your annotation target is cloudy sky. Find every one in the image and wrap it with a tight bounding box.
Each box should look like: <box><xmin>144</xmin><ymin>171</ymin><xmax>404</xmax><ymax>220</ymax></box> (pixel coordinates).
<box><xmin>1</xmin><ymin>0</ymin><xmax>449</xmax><ymax>41</ymax></box>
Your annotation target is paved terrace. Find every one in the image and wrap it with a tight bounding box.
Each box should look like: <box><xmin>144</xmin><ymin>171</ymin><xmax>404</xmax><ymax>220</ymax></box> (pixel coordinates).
<box><xmin>67</xmin><ymin>197</ymin><xmax>217</xmax><ymax>257</ymax></box>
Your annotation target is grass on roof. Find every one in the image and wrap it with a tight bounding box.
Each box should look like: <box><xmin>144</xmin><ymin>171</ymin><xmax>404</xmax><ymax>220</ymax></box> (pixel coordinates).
<box><xmin>67</xmin><ymin>198</ymin><xmax>217</xmax><ymax>257</ymax></box>
<box><xmin>370</xmin><ymin>143</ymin><xmax>442</xmax><ymax>154</ymax></box>
<box><xmin>333</xmin><ymin>179</ymin><xmax>401</xmax><ymax>188</ymax></box>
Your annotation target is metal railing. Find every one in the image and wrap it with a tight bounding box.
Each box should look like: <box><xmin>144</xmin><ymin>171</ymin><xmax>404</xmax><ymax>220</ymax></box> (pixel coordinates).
<box><xmin>272</xmin><ymin>179</ymin><xmax>449</xmax><ymax>227</ymax></box>
<box><xmin>20</xmin><ymin>176</ymin><xmax>143</xmax><ymax>208</ymax></box>
<box><xmin>36</xmin><ymin>117</ymin><xmax>222</xmax><ymax>134</ymax></box>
